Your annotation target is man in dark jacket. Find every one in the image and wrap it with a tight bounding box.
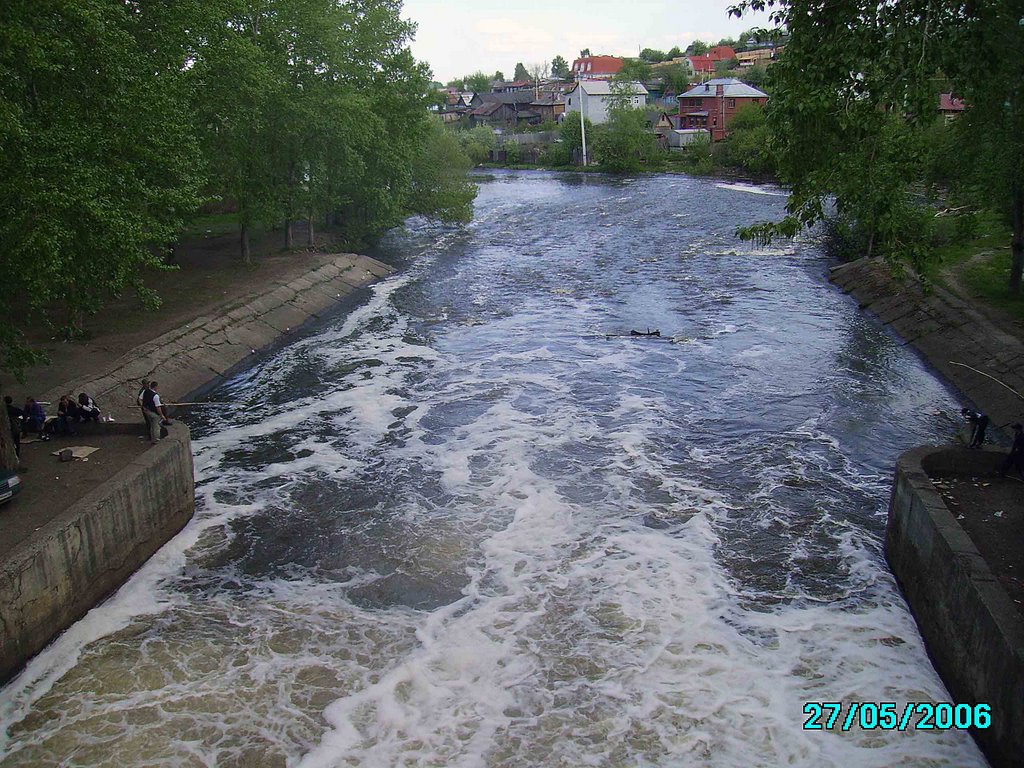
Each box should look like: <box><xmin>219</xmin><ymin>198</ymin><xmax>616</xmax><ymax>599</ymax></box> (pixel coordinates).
<box><xmin>142</xmin><ymin>381</ymin><xmax>171</xmax><ymax>445</ymax></box>
<box><xmin>1000</xmin><ymin>423</ymin><xmax>1024</xmax><ymax>479</ymax></box>
<box><xmin>4</xmin><ymin>396</ymin><xmax>23</xmax><ymax>458</ymax></box>
<box><xmin>961</xmin><ymin>407</ymin><xmax>989</xmax><ymax>448</ymax></box>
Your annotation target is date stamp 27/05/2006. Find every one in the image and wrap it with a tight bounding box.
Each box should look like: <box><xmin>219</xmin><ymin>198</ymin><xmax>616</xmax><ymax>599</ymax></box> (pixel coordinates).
<box><xmin>802</xmin><ymin>702</ymin><xmax>991</xmax><ymax>732</ymax></box>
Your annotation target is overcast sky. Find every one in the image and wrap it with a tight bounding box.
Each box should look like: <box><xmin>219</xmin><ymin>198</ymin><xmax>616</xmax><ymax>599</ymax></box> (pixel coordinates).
<box><xmin>400</xmin><ymin>0</ymin><xmax>772</xmax><ymax>82</ymax></box>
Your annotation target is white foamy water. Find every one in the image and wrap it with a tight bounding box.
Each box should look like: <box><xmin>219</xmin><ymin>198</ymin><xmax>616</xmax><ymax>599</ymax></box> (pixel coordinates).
<box><xmin>715</xmin><ymin>182</ymin><xmax>788</xmax><ymax>197</ymax></box>
<box><xmin>0</xmin><ymin>172</ymin><xmax>986</xmax><ymax>767</ymax></box>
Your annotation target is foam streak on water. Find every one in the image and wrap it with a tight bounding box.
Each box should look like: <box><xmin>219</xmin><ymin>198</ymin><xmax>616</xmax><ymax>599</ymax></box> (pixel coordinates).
<box><xmin>0</xmin><ymin>172</ymin><xmax>985</xmax><ymax>767</ymax></box>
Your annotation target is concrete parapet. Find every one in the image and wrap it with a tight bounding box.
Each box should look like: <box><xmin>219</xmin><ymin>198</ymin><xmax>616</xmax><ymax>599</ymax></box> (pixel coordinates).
<box><xmin>887</xmin><ymin>446</ymin><xmax>1024</xmax><ymax>767</ymax></box>
<box><xmin>0</xmin><ymin>423</ymin><xmax>194</xmax><ymax>684</ymax></box>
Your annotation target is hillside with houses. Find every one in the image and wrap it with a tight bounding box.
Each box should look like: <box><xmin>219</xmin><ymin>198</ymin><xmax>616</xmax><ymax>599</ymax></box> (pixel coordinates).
<box><xmin>432</xmin><ymin>39</ymin><xmax>782</xmax><ymax>149</ymax></box>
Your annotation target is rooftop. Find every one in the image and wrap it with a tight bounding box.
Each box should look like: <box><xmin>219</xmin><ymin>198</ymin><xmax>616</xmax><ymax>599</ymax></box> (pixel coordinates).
<box><xmin>680</xmin><ymin>78</ymin><xmax>769</xmax><ymax>99</ymax></box>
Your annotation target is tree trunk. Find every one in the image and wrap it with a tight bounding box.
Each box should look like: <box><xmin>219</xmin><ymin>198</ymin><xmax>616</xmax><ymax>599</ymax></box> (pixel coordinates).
<box><xmin>307</xmin><ymin>215</ymin><xmax>315</xmax><ymax>247</ymax></box>
<box><xmin>285</xmin><ymin>161</ymin><xmax>296</xmax><ymax>250</ymax></box>
<box><xmin>240</xmin><ymin>222</ymin><xmax>251</xmax><ymax>264</ymax></box>
<box><xmin>0</xmin><ymin>408</ymin><xmax>18</xmax><ymax>471</ymax></box>
<box><xmin>1010</xmin><ymin>182</ymin><xmax>1023</xmax><ymax>294</ymax></box>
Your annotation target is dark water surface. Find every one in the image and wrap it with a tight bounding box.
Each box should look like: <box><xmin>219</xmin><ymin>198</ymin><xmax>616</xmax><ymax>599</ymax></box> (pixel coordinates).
<box><xmin>0</xmin><ymin>172</ymin><xmax>986</xmax><ymax>767</ymax></box>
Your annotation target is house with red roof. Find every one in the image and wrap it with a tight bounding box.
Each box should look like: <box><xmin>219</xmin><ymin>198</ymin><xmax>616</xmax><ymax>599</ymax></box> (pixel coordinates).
<box><xmin>688</xmin><ymin>46</ymin><xmax>737</xmax><ymax>78</ymax></box>
<box><xmin>570</xmin><ymin>56</ymin><xmax>624</xmax><ymax>80</ymax></box>
<box><xmin>677</xmin><ymin>78</ymin><xmax>768</xmax><ymax>141</ymax></box>
<box><xmin>939</xmin><ymin>93</ymin><xmax>966</xmax><ymax>122</ymax></box>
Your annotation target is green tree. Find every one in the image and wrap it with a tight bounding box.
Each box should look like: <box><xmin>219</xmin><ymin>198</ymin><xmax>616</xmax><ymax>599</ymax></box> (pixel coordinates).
<box><xmin>938</xmin><ymin>2</ymin><xmax>1024</xmax><ymax>291</ymax></box>
<box><xmin>714</xmin><ymin>58</ymin><xmax>739</xmax><ymax>75</ymax></box>
<box><xmin>640</xmin><ymin>48</ymin><xmax>666</xmax><ymax>63</ymax></box>
<box><xmin>514</xmin><ymin>62</ymin><xmax>529</xmax><ymax>81</ymax></box>
<box><xmin>493</xmin><ymin>70</ymin><xmax>505</xmax><ymax>82</ymax></box>
<box><xmin>660</xmin><ymin>63</ymin><xmax>691</xmax><ymax>94</ymax></box>
<box><xmin>190</xmin><ymin>13</ymin><xmax>288</xmax><ymax>262</ymax></box>
<box><xmin>667</xmin><ymin>46</ymin><xmax>683</xmax><ymax>59</ymax></box>
<box><xmin>446</xmin><ymin>78</ymin><xmax>465</xmax><ymax>89</ymax></box>
<box><xmin>551</xmin><ymin>56</ymin><xmax>570</xmax><ymax>79</ymax></box>
<box><xmin>560</xmin><ymin>114</ymin><xmax>594</xmax><ymax>164</ymax></box>
<box><xmin>741</xmin><ymin>64</ymin><xmax>770</xmax><ymax>90</ymax></box>
<box><xmin>616</xmin><ymin>59</ymin><xmax>652</xmax><ymax>83</ymax></box>
<box><xmin>407</xmin><ymin>118</ymin><xmax>477</xmax><ymax>221</ymax></box>
<box><xmin>727</xmin><ymin>0</ymin><xmax>963</xmax><ymax>268</ymax></box>
<box><xmin>594</xmin><ymin>104</ymin><xmax>660</xmax><ymax>173</ymax></box>
<box><xmin>580</xmin><ymin>48</ymin><xmax>591</xmax><ymax>58</ymax></box>
<box><xmin>458</xmin><ymin>125</ymin><xmax>497</xmax><ymax>165</ymax></box>
<box><xmin>720</xmin><ymin>105</ymin><xmax>776</xmax><ymax>175</ymax></box>
<box><xmin>503</xmin><ymin>141</ymin><xmax>522</xmax><ymax>166</ymax></box>
<box><xmin>0</xmin><ymin>0</ymin><xmax>202</xmax><ymax>374</ymax></box>
<box><xmin>465</xmin><ymin>71</ymin><xmax>492</xmax><ymax>93</ymax></box>
<box><xmin>688</xmin><ymin>40</ymin><xmax>709</xmax><ymax>55</ymax></box>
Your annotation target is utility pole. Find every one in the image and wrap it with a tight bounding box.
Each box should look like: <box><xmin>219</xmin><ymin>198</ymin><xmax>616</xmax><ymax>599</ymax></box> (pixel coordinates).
<box><xmin>577</xmin><ymin>75</ymin><xmax>588</xmax><ymax>166</ymax></box>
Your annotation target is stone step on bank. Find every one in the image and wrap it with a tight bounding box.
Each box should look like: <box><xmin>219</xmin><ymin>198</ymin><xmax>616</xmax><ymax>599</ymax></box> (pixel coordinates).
<box><xmin>0</xmin><ymin>253</ymin><xmax>394</xmax><ymax>684</ymax></box>
<box><xmin>831</xmin><ymin>257</ymin><xmax>1024</xmax><ymax>768</ymax></box>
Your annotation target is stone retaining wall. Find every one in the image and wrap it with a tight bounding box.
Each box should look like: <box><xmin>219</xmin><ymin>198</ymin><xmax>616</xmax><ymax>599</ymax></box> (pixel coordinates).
<box><xmin>830</xmin><ymin>258</ymin><xmax>1024</xmax><ymax>437</ymax></box>
<box><xmin>2</xmin><ymin>252</ymin><xmax>395</xmax><ymax>683</ymax></box>
<box><xmin>42</xmin><ymin>253</ymin><xmax>394</xmax><ymax>418</ymax></box>
<box><xmin>0</xmin><ymin>423</ymin><xmax>194</xmax><ymax>683</ymax></box>
<box><xmin>887</xmin><ymin>446</ymin><xmax>1024</xmax><ymax>767</ymax></box>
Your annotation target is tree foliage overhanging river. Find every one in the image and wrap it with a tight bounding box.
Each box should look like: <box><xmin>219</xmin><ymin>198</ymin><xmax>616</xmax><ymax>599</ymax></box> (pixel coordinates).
<box><xmin>0</xmin><ymin>172</ymin><xmax>986</xmax><ymax>767</ymax></box>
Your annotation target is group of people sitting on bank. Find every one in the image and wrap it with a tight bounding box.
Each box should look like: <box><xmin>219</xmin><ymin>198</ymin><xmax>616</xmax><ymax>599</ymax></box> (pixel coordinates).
<box><xmin>4</xmin><ymin>393</ymin><xmax>101</xmax><ymax>456</ymax></box>
<box><xmin>4</xmin><ymin>381</ymin><xmax>172</xmax><ymax>458</ymax></box>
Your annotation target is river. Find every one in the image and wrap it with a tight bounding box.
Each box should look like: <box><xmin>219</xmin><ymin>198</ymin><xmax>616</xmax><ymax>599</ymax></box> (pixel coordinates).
<box><xmin>0</xmin><ymin>171</ymin><xmax>987</xmax><ymax>767</ymax></box>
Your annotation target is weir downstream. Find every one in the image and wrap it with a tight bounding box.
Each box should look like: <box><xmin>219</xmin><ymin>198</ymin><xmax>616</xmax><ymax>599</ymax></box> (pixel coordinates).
<box><xmin>0</xmin><ymin>171</ymin><xmax>989</xmax><ymax>767</ymax></box>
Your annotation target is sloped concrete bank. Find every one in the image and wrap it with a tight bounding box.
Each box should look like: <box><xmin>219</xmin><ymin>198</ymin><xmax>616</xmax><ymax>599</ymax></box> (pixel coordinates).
<box><xmin>0</xmin><ymin>423</ymin><xmax>194</xmax><ymax>684</ymax></box>
<box><xmin>40</xmin><ymin>253</ymin><xmax>395</xmax><ymax>418</ymax></box>
<box><xmin>831</xmin><ymin>258</ymin><xmax>1023</xmax><ymax>767</ymax></box>
<box><xmin>2</xmin><ymin>253</ymin><xmax>394</xmax><ymax>684</ymax></box>
<box><xmin>888</xmin><ymin>447</ymin><xmax>1023</xmax><ymax>768</ymax></box>
<box><xmin>829</xmin><ymin>258</ymin><xmax>1024</xmax><ymax>436</ymax></box>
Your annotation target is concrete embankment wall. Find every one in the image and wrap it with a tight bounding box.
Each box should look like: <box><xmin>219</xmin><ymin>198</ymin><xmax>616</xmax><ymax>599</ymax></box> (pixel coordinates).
<box><xmin>887</xmin><ymin>447</ymin><xmax>1024</xmax><ymax>768</ymax></box>
<box><xmin>41</xmin><ymin>253</ymin><xmax>395</xmax><ymax>417</ymax></box>
<box><xmin>0</xmin><ymin>423</ymin><xmax>194</xmax><ymax>683</ymax></box>
<box><xmin>832</xmin><ymin>259</ymin><xmax>1024</xmax><ymax>767</ymax></box>
<box><xmin>830</xmin><ymin>258</ymin><xmax>1024</xmax><ymax>437</ymax></box>
<box><xmin>2</xmin><ymin>253</ymin><xmax>395</xmax><ymax>683</ymax></box>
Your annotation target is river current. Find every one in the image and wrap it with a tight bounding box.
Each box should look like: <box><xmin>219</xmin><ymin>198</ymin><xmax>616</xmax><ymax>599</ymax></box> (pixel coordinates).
<box><xmin>0</xmin><ymin>172</ymin><xmax>987</xmax><ymax>766</ymax></box>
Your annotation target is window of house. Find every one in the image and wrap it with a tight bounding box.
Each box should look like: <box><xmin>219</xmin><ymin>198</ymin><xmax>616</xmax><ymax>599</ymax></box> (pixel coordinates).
<box><xmin>727</xmin><ymin>99</ymin><xmax>736</xmax><ymax>108</ymax></box>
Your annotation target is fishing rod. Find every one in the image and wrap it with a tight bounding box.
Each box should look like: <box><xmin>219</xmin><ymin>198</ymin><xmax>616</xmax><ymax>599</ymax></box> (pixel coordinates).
<box><xmin>948</xmin><ymin>361</ymin><xmax>1024</xmax><ymax>401</ymax></box>
<box><xmin>163</xmin><ymin>401</ymin><xmax>233</xmax><ymax>406</ymax></box>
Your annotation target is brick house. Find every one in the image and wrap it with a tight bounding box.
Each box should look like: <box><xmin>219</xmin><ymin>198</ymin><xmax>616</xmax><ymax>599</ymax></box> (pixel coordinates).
<box><xmin>677</xmin><ymin>78</ymin><xmax>768</xmax><ymax>141</ymax></box>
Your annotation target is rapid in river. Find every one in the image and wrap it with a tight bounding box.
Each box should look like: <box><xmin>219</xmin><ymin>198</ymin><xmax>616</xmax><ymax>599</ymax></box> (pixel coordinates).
<box><xmin>0</xmin><ymin>171</ymin><xmax>987</xmax><ymax>767</ymax></box>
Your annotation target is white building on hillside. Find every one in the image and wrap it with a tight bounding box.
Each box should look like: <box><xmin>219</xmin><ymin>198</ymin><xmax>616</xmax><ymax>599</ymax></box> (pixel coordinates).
<box><xmin>563</xmin><ymin>80</ymin><xmax>647</xmax><ymax>125</ymax></box>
